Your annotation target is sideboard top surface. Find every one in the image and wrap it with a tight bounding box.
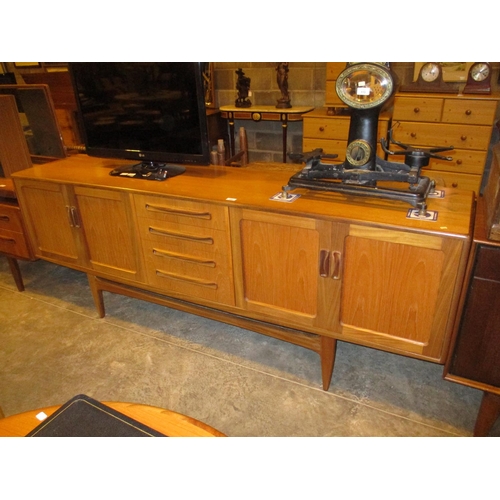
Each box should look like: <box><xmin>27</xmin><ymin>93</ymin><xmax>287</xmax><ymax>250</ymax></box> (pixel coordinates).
<box><xmin>12</xmin><ymin>154</ymin><xmax>474</xmax><ymax>239</ymax></box>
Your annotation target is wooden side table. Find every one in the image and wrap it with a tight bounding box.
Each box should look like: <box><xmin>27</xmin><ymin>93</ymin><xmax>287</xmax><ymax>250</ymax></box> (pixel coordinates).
<box><xmin>219</xmin><ymin>105</ymin><xmax>314</xmax><ymax>162</ymax></box>
<box><xmin>0</xmin><ymin>401</ymin><xmax>225</xmax><ymax>437</ymax></box>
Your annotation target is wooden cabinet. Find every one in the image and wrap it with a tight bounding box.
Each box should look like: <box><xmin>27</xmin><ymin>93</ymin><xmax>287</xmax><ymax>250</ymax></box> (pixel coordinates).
<box><xmin>391</xmin><ymin>92</ymin><xmax>500</xmax><ymax>193</ymax></box>
<box><xmin>14</xmin><ymin>179</ymin><xmax>143</xmax><ymax>283</ymax></box>
<box><xmin>302</xmin><ymin>107</ymin><xmax>391</xmax><ymax>160</ymax></box>
<box><xmin>12</xmin><ymin>155</ymin><xmax>474</xmax><ymax>390</ymax></box>
<box><xmin>444</xmin><ymin>198</ymin><xmax>500</xmax><ymax>436</ymax></box>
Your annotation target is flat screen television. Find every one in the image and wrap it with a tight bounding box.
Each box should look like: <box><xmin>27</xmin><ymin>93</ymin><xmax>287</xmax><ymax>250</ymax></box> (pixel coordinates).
<box><xmin>69</xmin><ymin>62</ymin><xmax>211</xmax><ymax>167</ymax></box>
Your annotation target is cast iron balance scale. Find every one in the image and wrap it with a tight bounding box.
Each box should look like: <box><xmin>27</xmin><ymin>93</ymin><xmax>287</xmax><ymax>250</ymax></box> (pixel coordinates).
<box><xmin>281</xmin><ymin>63</ymin><xmax>453</xmax><ymax>217</ymax></box>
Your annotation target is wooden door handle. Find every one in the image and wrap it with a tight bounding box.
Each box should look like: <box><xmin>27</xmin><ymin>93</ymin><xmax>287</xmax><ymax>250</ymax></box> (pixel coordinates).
<box><xmin>319</xmin><ymin>249</ymin><xmax>330</xmax><ymax>277</ymax></box>
<box><xmin>332</xmin><ymin>251</ymin><xmax>342</xmax><ymax>280</ymax></box>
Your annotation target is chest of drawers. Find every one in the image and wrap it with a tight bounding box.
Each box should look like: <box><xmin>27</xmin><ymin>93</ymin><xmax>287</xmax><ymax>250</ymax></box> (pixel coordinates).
<box><xmin>302</xmin><ymin>107</ymin><xmax>391</xmax><ymax>160</ymax></box>
<box><xmin>133</xmin><ymin>194</ymin><xmax>235</xmax><ymax>306</ymax></box>
<box><xmin>391</xmin><ymin>92</ymin><xmax>500</xmax><ymax>193</ymax></box>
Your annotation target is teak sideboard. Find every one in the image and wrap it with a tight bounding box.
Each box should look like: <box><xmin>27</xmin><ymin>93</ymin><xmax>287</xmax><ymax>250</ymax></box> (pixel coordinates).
<box><xmin>12</xmin><ymin>155</ymin><xmax>475</xmax><ymax>390</ymax></box>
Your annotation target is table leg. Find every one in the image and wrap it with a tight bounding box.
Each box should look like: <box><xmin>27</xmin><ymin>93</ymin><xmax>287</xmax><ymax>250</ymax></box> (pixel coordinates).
<box><xmin>227</xmin><ymin>114</ymin><xmax>235</xmax><ymax>158</ymax></box>
<box><xmin>473</xmin><ymin>391</ymin><xmax>500</xmax><ymax>436</ymax></box>
<box><xmin>7</xmin><ymin>256</ymin><xmax>24</xmax><ymax>292</ymax></box>
<box><xmin>281</xmin><ymin>117</ymin><xmax>288</xmax><ymax>163</ymax></box>
<box><xmin>320</xmin><ymin>336</ymin><xmax>337</xmax><ymax>391</ymax></box>
<box><xmin>87</xmin><ymin>274</ymin><xmax>105</xmax><ymax>318</ymax></box>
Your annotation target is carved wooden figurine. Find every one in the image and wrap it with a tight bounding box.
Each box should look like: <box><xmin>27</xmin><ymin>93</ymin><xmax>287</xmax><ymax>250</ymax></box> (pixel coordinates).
<box><xmin>276</xmin><ymin>62</ymin><xmax>292</xmax><ymax>109</ymax></box>
<box><xmin>235</xmin><ymin>68</ymin><xmax>252</xmax><ymax>108</ymax></box>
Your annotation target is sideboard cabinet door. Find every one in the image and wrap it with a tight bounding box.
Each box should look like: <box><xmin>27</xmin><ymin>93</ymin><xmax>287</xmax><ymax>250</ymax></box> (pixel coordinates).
<box><xmin>229</xmin><ymin>207</ymin><xmax>347</xmax><ymax>334</ymax></box>
<box><xmin>14</xmin><ymin>179</ymin><xmax>143</xmax><ymax>282</ymax></box>
<box><xmin>14</xmin><ymin>179</ymin><xmax>87</xmax><ymax>268</ymax></box>
<box><xmin>339</xmin><ymin>225</ymin><xmax>466</xmax><ymax>361</ymax></box>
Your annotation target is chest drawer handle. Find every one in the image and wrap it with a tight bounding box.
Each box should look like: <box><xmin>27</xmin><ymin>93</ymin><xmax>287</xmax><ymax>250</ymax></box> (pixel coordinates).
<box><xmin>319</xmin><ymin>126</ymin><xmax>325</xmax><ymax>132</ymax></box>
<box><xmin>155</xmin><ymin>270</ymin><xmax>218</xmax><ymax>289</ymax></box>
<box><xmin>465</xmin><ymin>109</ymin><xmax>472</xmax><ymax>116</ymax></box>
<box><xmin>149</xmin><ymin>226</ymin><xmax>214</xmax><ymax>244</ymax></box>
<box><xmin>152</xmin><ymin>248</ymin><xmax>216</xmax><ymax>267</ymax></box>
<box><xmin>413</xmin><ymin>107</ymin><xmax>420</xmax><ymax>113</ymax></box>
<box><xmin>145</xmin><ymin>204</ymin><xmax>212</xmax><ymax>220</ymax></box>
<box><xmin>0</xmin><ymin>215</ymin><xmax>10</xmax><ymax>222</ymax></box>
<box><xmin>461</xmin><ymin>135</ymin><xmax>467</xmax><ymax>141</ymax></box>
<box><xmin>410</xmin><ymin>132</ymin><xmax>417</xmax><ymax>138</ymax></box>
<box><xmin>456</xmin><ymin>159</ymin><xmax>463</xmax><ymax>165</ymax></box>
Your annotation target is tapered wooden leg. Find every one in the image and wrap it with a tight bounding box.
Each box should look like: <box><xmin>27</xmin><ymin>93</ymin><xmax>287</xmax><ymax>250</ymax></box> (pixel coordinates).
<box><xmin>6</xmin><ymin>257</ymin><xmax>24</xmax><ymax>292</ymax></box>
<box><xmin>320</xmin><ymin>336</ymin><xmax>337</xmax><ymax>391</ymax></box>
<box><xmin>87</xmin><ymin>274</ymin><xmax>105</xmax><ymax>318</ymax></box>
<box><xmin>474</xmin><ymin>392</ymin><xmax>500</xmax><ymax>437</ymax></box>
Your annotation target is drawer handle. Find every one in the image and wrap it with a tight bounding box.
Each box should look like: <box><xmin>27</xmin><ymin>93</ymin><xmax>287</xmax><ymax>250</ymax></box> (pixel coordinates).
<box><xmin>452</xmin><ymin>182</ymin><xmax>458</xmax><ymax>188</ymax></box>
<box><xmin>410</xmin><ymin>132</ymin><xmax>417</xmax><ymax>138</ymax></box>
<box><xmin>461</xmin><ymin>135</ymin><xmax>467</xmax><ymax>141</ymax></box>
<box><xmin>319</xmin><ymin>126</ymin><xmax>325</xmax><ymax>132</ymax></box>
<box><xmin>0</xmin><ymin>215</ymin><xmax>10</xmax><ymax>222</ymax></box>
<box><xmin>155</xmin><ymin>270</ymin><xmax>218</xmax><ymax>289</ymax></box>
<box><xmin>152</xmin><ymin>248</ymin><xmax>216</xmax><ymax>267</ymax></box>
<box><xmin>149</xmin><ymin>226</ymin><xmax>214</xmax><ymax>244</ymax></box>
<box><xmin>0</xmin><ymin>235</ymin><xmax>16</xmax><ymax>243</ymax></box>
<box><xmin>145</xmin><ymin>203</ymin><xmax>212</xmax><ymax>220</ymax></box>
<box><xmin>413</xmin><ymin>107</ymin><xmax>420</xmax><ymax>113</ymax></box>
<box><xmin>456</xmin><ymin>159</ymin><xmax>463</xmax><ymax>166</ymax></box>
<box><xmin>465</xmin><ymin>109</ymin><xmax>472</xmax><ymax>116</ymax></box>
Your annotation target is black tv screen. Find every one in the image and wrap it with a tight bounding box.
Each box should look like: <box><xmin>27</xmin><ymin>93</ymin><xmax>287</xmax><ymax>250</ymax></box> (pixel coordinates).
<box><xmin>69</xmin><ymin>62</ymin><xmax>211</xmax><ymax>165</ymax></box>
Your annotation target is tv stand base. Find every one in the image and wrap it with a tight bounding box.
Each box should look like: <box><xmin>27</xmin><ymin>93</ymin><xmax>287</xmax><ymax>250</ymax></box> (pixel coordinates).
<box><xmin>87</xmin><ymin>274</ymin><xmax>337</xmax><ymax>391</ymax></box>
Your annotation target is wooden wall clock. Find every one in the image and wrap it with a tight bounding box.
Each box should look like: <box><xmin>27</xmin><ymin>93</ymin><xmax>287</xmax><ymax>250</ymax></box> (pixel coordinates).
<box><xmin>400</xmin><ymin>62</ymin><xmax>456</xmax><ymax>93</ymax></box>
<box><xmin>463</xmin><ymin>62</ymin><xmax>492</xmax><ymax>94</ymax></box>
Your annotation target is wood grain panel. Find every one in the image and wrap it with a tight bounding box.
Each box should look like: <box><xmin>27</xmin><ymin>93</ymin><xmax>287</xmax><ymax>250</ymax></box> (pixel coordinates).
<box><xmin>17</xmin><ymin>181</ymin><xmax>79</xmax><ymax>261</ymax></box>
<box><xmin>341</xmin><ymin>236</ymin><xmax>444</xmax><ymax>346</ymax></box>
<box><xmin>76</xmin><ymin>190</ymin><xmax>138</xmax><ymax>278</ymax></box>
<box><xmin>240</xmin><ymin>219</ymin><xmax>319</xmax><ymax>316</ymax></box>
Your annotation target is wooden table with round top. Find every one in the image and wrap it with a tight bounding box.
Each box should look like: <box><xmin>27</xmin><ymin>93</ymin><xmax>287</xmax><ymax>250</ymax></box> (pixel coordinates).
<box><xmin>0</xmin><ymin>402</ymin><xmax>225</xmax><ymax>437</ymax></box>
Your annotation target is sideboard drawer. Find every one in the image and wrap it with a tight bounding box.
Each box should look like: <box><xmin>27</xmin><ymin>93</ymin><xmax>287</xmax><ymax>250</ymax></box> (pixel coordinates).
<box><xmin>393</xmin><ymin>122</ymin><xmax>492</xmax><ymax>150</ymax></box>
<box><xmin>0</xmin><ymin>227</ymin><xmax>31</xmax><ymax>258</ymax></box>
<box><xmin>0</xmin><ymin>204</ymin><xmax>24</xmax><ymax>233</ymax></box>
<box><xmin>424</xmin><ymin>148</ymin><xmax>487</xmax><ymax>175</ymax></box>
<box><xmin>134</xmin><ymin>194</ymin><xmax>228</xmax><ymax>231</ymax></box>
<box><xmin>392</xmin><ymin>96</ymin><xmax>443</xmax><ymax>122</ymax></box>
<box><xmin>425</xmin><ymin>170</ymin><xmax>481</xmax><ymax>192</ymax></box>
<box><xmin>303</xmin><ymin>117</ymin><xmax>350</xmax><ymax>140</ymax></box>
<box><xmin>443</xmin><ymin>99</ymin><xmax>498</xmax><ymax>125</ymax></box>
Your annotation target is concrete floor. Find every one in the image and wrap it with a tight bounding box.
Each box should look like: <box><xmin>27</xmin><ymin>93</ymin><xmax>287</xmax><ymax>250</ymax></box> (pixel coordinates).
<box><xmin>1</xmin><ymin>257</ymin><xmax>499</xmax><ymax>437</ymax></box>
